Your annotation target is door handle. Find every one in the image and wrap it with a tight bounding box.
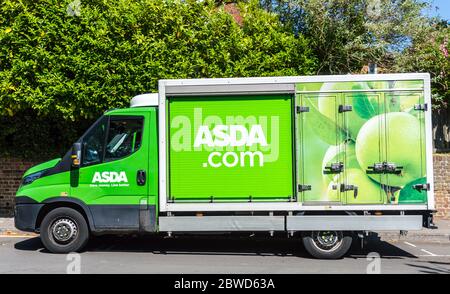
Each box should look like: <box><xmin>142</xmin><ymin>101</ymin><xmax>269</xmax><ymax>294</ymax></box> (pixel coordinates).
<box><xmin>367</xmin><ymin>162</ymin><xmax>403</xmax><ymax>174</ymax></box>
<box><xmin>340</xmin><ymin>184</ymin><xmax>358</xmax><ymax>198</ymax></box>
<box><xmin>323</xmin><ymin>162</ymin><xmax>344</xmax><ymax>174</ymax></box>
<box><xmin>137</xmin><ymin>170</ymin><xmax>146</xmax><ymax>186</ymax></box>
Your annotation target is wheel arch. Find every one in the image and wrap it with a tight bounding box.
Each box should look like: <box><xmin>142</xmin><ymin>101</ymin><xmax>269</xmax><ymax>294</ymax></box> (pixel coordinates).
<box><xmin>36</xmin><ymin>197</ymin><xmax>95</xmax><ymax>232</ymax></box>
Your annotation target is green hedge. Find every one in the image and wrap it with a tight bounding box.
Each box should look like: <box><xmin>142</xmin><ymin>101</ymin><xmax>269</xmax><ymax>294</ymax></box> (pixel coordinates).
<box><xmin>0</xmin><ymin>0</ymin><xmax>317</xmax><ymax>159</ymax></box>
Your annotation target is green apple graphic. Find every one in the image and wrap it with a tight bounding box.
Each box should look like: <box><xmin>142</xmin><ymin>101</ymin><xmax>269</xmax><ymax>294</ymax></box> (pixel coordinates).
<box><xmin>317</xmin><ymin>81</ymin><xmax>399</xmax><ymax>140</ymax></box>
<box><xmin>322</xmin><ymin>141</ymin><xmax>360</xmax><ymax>183</ymax></box>
<box><xmin>399</xmin><ymin>94</ymin><xmax>419</xmax><ymax>112</ymax></box>
<box><xmin>398</xmin><ymin>177</ymin><xmax>427</xmax><ymax>203</ymax></box>
<box><xmin>326</xmin><ymin>168</ymin><xmax>385</xmax><ymax>204</ymax></box>
<box><xmin>318</xmin><ymin>82</ymin><xmax>368</xmax><ymax>140</ymax></box>
<box><xmin>390</xmin><ymin>82</ymin><xmax>420</xmax><ymax>112</ymax></box>
<box><xmin>355</xmin><ymin>112</ymin><xmax>423</xmax><ymax>187</ymax></box>
<box><xmin>392</xmin><ymin>81</ymin><xmax>423</xmax><ymax>112</ymax></box>
<box><xmin>344</xmin><ymin>168</ymin><xmax>385</xmax><ymax>204</ymax></box>
<box><xmin>325</xmin><ymin>174</ymin><xmax>341</xmax><ymax>202</ymax></box>
<box><xmin>394</xmin><ymin>80</ymin><xmax>423</xmax><ymax>90</ymax></box>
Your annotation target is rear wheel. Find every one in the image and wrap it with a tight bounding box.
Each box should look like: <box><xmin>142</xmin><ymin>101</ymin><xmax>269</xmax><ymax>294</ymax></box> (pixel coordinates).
<box><xmin>302</xmin><ymin>231</ymin><xmax>352</xmax><ymax>259</ymax></box>
<box><xmin>40</xmin><ymin>207</ymin><xmax>89</xmax><ymax>253</ymax></box>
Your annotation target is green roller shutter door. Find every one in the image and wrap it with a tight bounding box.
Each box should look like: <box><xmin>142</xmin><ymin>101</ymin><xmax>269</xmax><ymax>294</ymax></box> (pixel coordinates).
<box><xmin>168</xmin><ymin>95</ymin><xmax>294</xmax><ymax>201</ymax></box>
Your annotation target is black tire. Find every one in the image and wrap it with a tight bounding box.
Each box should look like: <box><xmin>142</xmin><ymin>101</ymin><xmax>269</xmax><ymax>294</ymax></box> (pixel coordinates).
<box><xmin>302</xmin><ymin>231</ymin><xmax>353</xmax><ymax>259</ymax></box>
<box><xmin>40</xmin><ymin>207</ymin><xmax>89</xmax><ymax>253</ymax></box>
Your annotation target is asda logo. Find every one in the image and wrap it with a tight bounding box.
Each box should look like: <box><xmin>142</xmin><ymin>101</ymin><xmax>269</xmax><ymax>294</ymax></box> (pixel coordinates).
<box><xmin>170</xmin><ymin>108</ymin><xmax>280</xmax><ymax>168</ymax></box>
<box><xmin>194</xmin><ymin>125</ymin><xmax>267</xmax><ymax>168</ymax></box>
<box><xmin>91</xmin><ymin>172</ymin><xmax>129</xmax><ymax>187</ymax></box>
<box><xmin>92</xmin><ymin>171</ymin><xmax>128</xmax><ymax>183</ymax></box>
<box><xmin>194</xmin><ymin>125</ymin><xmax>267</xmax><ymax>147</ymax></box>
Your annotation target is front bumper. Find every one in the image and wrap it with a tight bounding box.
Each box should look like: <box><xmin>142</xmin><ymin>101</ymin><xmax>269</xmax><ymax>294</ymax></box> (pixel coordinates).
<box><xmin>14</xmin><ymin>197</ymin><xmax>43</xmax><ymax>232</ymax></box>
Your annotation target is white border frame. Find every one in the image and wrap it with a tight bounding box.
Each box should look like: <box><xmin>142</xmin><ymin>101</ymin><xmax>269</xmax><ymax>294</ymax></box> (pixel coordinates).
<box><xmin>424</xmin><ymin>75</ymin><xmax>435</xmax><ymax>210</ymax></box>
<box><xmin>158</xmin><ymin>73</ymin><xmax>433</xmax><ymax>212</ymax></box>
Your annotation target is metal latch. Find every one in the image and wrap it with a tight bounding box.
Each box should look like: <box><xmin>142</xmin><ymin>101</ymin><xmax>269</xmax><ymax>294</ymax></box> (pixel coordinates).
<box><xmin>414</xmin><ymin>103</ymin><xmax>428</xmax><ymax>111</ymax></box>
<box><xmin>296</xmin><ymin>106</ymin><xmax>310</xmax><ymax>113</ymax></box>
<box><xmin>384</xmin><ymin>162</ymin><xmax>403</xmax><ymax>174</ymax></box>
<box><xmin>298</xmin><ymin>184</ymin><xmax>312</xmax><ymax>192</ymax></box>
<box><xmin>323</xmin><ymin>162</ymin><xmax>344</xmax><ymax>174</ymax></box>
<box><xmin>366</xmin><ymin>162</ymin><xmax>403</xmax><ymax>174</ymax></box>
<box><xmin>366</xmin><ymin>162</ymin><xmax>384</xmax><ymax>174</ymax></box>
<box><xmin>340</xmin><ymin>184</ymin><xmax>358</xmax><ymax>198</ymax></box>
<box><xmin>413</xmin><ymin>183</ymin><xmax>430</xmax><ymax>191</ymax></box>
<box><xmin>338</xmin><ymin>105</ymin><xmax>353</xmax><ymax>113</ymax></box>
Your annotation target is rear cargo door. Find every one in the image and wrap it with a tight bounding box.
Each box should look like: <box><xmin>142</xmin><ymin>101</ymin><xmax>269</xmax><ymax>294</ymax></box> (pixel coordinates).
<box><xmin>384</xmin><ymin>91</ymin><xmax>428</xmax><ymax>204</ymax></box>
<box><xmin>341</xmin><ymin>92</ymin><xmax>385</xmax><ymax>204</ymax></box>
<box><xmin>296</xmin><ymin>94</ymin><xmax>344</xmax><ymax>203</ymax></box>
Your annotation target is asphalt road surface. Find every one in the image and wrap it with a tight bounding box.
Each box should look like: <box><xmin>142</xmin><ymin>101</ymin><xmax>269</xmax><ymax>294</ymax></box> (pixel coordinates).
<box><xmin>0</xmin><ymin>233</ymin><xmax>449</xmax><ymax>274</ymax></box>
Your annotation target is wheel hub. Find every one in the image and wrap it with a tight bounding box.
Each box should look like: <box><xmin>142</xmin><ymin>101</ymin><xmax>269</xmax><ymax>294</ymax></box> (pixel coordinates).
<box><xmin>311</xmin><ymin>231</ymin><xmax>342</xmax><ymax>252</ymax></box>
<box><xmin>51</xmin><ymin>218</ymin><xmax>78</xmax><ymax>243</ymax></box>
<box><xmin>316</xmin><ymin>231</ymin><xmax>339</xmax><ymax>247</ymax></box>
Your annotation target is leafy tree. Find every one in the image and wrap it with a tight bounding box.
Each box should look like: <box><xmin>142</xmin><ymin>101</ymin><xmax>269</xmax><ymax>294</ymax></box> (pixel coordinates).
<box><xmin>0</xmin><ymin>0</ymin><xmax>316</xmax><ymax>158</ymax></box>
<box><xmin>262</xmin><ymin>0</ymin><xmax>433</xmax><ymax>74</ymax></box>
<box><xmin>261</xmin><ymin>0</ymin><xmax>449</xmax><ymax>108</ymax></box>
<box><xmin>393</xmin><ymin>22</ymin><xmax>449</xmax><ymax>108</ymax></box>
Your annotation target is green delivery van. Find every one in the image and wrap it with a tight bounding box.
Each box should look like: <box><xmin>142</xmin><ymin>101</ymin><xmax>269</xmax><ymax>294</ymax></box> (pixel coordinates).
<box><xmin>14</xmin><ymin>73</ymin><xmax>436</xmax><ymax>259</ymax></box>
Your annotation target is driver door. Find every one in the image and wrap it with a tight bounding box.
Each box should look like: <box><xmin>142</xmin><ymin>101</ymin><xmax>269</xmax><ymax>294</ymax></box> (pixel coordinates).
<box><xmin>70</xmin><ymin>115</ymin><xmax>149</xmax><ymax>230</ymax></box>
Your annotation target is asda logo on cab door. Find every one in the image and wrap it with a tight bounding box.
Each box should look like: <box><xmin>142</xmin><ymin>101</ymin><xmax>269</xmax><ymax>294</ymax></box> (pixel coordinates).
<box><xmin>90</xmin><ymin>171</ymin><xmax>129</xmax><ymax>187</ymax></box>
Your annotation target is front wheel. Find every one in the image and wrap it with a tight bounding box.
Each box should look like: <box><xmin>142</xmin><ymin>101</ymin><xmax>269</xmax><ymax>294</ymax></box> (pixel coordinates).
<box><xmin>40</xmin><ymin>207</ymin><xmax>89</xmax><ymax>253</ymax></box>
<box><xmin>302</xmin><ymin>231</ymin><xmax>353</xmax><ymax>259</ymax></box>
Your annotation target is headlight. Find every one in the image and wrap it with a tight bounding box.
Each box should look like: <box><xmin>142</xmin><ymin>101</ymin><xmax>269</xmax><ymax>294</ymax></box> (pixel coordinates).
<box><xmin>21</xmin><ymin>170</ymin><xmax>46</xmax><ymax>186</ymax></box>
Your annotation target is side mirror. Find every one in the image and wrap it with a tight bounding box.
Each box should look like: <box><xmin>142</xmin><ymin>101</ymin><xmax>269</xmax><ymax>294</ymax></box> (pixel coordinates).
<box><xmin>71</xmin><ymin>143</ymin><xmax>82</xmax><ymax>168</ymax></box>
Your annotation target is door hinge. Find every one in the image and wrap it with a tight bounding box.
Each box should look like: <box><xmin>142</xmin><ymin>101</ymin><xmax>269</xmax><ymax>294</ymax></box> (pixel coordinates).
<box><xmin>296</xmin><ymin>106</ymin><xmax>310</xmax><ymax>113</ymax></box>
<box><xmin>414</xmin><ymin>103</ymin><xmax>428</xmax><ymax>111</ymax></box>
<box><xmin>338</xmin><ymin>105</ymin><xmax>352</xmax><ymax>113</ymax></box>
<box><xmin>298</xmin><ymin>184</ymin><xmax>312</xmax><ymax>192</ymax></box>
<box><xmin>413</xmin><ymin>183</ymin><xmax>430</xmax><ymax>191</ymax></box>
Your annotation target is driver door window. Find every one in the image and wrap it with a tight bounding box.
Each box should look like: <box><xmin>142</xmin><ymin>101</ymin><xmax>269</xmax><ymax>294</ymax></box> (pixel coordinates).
<box><xmin>105</xmin><ymin>118</ymin><xmax>143</xmax><ymax>161</ymax></box>
<box><xmin>82</xmin><ymin>116</ymin><xmax>143</xmax><ymax>166</ymax></box>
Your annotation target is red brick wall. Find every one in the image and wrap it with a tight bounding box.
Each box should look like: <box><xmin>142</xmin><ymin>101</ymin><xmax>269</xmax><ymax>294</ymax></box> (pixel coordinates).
<box><xmin>1</xmin><ymin>154</ymin><xmax>450</xmax><ymax>218</ymax></box>
<box><xmin>0</xmin><ymin>157</ymin><xmax>39</xmax><ymax>216</ymax></box>
<box><xmin>434</xmin><ymin>154</ymin><xmax>450</xmax><ymax>219</ymax></box>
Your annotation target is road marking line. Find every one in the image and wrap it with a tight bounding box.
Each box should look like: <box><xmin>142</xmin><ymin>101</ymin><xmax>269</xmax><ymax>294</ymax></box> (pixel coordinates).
<box><xmin>420</xmin><ymin>249</ymin><xmax>437</xmax><ymax>256</ymax></box>
<box><xmin>417</xmin><ymin>254</ymin><xmax>450</xmax><ymax>257</ymax></box>
<box><xmin>0</xmin><ymin>234</ymin><xmax>36</xmax><ymax>238</ymax></box>
<box><xmin>404</xmin><ymin>241</ymin><xmax>417</xmax><ymax>248</ymax></box>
